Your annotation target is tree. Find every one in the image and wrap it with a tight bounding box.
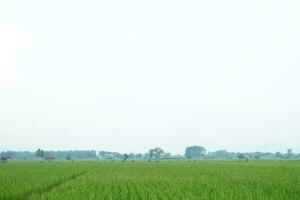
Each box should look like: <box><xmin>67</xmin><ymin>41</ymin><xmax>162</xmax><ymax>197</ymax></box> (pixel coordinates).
<box><xmin>35</xmin><ymin>148</ymin><xmax>40</xmax><ymax>157</ymax></box>
<box><xmin>66</xmin><ymin>155</ymin><xmax>71</xmax><ymax>160</ymax></box>
<box><xmin>286</xmin><ymin>149</ymin><xmax>293</xmax><ymax>159</ymax></box>
<box><xmin>275</xmin><ymin>151</ymin><xmax>283</xmax><ymax>159</ymax></box>
<box><xmin>212</xmin><ymin>150</ymin><xmax>231</xmax><ymax>159</ymax></box>
<box><xmin>238</xmin><ymin>154</ymin><xmax>245</xmax><ymax>161</ymax></box>
<box><xmin>154</xmin><ymin>147</ymin><xmax>164</xmax><ymax>160</ymax></box>
<box><xmin>164</xmin><ymin>152</ymin><xmax>171</xmax><ymax>159</ymax></box>
<box><xmin>35</xmin><ymin>148</ymin><xmax>44</xmax><ymax>159</ymax></box>
<box><xmin>185</xmin><ymin>145</ymin><xmax>206</xmax><ymax>159</ymax></box>
<box><xmin>123</xmin><ymin>154</ymin><xmax>129</xmax><ymax>162</ymax></box>
<box><xmin>149</xmin><ymin>149</ymin><xmax>155</xmax><ymax>159</ymax></box>
<box><xmin>40</xmin><ymin>150</ymin><xmax>44</xmax><ymax>158</ymax></box>
<box><xmin>148</xmin><ymin>147</ymin><xmax>164</xmax><ymax>160</ymax></box>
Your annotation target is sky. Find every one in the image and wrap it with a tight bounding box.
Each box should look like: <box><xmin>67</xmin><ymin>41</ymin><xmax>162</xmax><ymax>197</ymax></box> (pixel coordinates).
<box><xmin>0</xmin><ymin>0</ymin><xmax>300</xmax><ymax>154</ymax></box>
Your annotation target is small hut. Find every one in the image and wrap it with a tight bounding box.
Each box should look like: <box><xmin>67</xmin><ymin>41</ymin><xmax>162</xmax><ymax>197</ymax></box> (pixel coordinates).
<box><xmin>44</xmin><ymin>156</ymin><xmax>55</xmax><ymax>161</ymax></box>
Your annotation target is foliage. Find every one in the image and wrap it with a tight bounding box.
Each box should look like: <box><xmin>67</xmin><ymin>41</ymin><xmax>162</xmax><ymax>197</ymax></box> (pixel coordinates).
<box><xmin>238</xmin><ymin>154</ymin><xmax>245</xmax><ymax>160</ymax></box>
<box><xmin>148</xmin><ymin>147</ymin><xmax>164</xmax><ymax>160</ymax></box>
<box><xmin>35</xmin><ymin>148</ymin><xmax>44</xmax><ymax>158</ymax></box>
<box><xmin>122</xmin><ymin>154</ymin><xmax>129</xmax><ymax>162</ymax></box>
<box><xmin>66</xmin><ymin>155</ymin><xmax>71</xmax><ymax>160</ymax></box>
<box><xmin>1</xmin><ymin>147</ymin><xmax>299</xmax><ymax>160</ymax></box>
<box><xmin>185</xmin><ymin>145</ymin><xmax>206</xmax><ymax>159</ymax></box>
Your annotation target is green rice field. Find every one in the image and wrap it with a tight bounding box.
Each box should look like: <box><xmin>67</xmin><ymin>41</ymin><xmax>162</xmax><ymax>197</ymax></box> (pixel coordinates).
<box><xmin>1</xmin><ymin>160</ymin><xmax>300</xmax><ymax>200</ymax></box>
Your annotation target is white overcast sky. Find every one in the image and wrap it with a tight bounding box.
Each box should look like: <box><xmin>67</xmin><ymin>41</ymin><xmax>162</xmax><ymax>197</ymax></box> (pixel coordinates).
<box><xmin>0</xmin><ymin>0</ymin><xmax>299</xmax><ymax>154</ymax></box>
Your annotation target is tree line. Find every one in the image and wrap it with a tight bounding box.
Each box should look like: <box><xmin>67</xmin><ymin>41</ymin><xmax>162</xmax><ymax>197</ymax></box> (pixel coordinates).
<box><xmin>1</xmin><ymin>146</ymin><xmax>299</xmax><ymax>160</ymax></box>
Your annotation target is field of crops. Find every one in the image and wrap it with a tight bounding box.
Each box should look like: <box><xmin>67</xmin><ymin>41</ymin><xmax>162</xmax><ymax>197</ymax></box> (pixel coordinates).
<box><xmin>1</xmin><ymin>160</ymin><xmax>300</xmax><ymax>200</ymax></box>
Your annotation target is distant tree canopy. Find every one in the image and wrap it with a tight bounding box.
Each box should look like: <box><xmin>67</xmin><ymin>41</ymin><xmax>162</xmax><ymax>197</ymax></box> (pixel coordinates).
<box><xmin>123</xmin><ymin>154</ymin><xmax>129</xmax><ymax>161</ymax></box>
<box><xmin>210</xmin><ymin>150</ymin><xmax>232</xmax><ymax>159</ymax></box>
<box><xmin>35</xmin><ymin>148</ymin><xmax>44</xmax><ymax>158</ymax></box>
<box><xmin>238</xmin><ymin>154</ymin><xmax>245</xmax><ymax>160</ymax></box>
<box><xmin>148</xmin><ymin>147</ymin><xmax>164</xmax><ymax>160</ymax></box>
<box><xmin>34</xmin><ymin>150</ymin><xmax>98</xmax><ymax>160</ymax></box>
<box><xmin>286</xmin><ymin>149</ymin><xmax>293</xmax><ymax>159</ymax></box>
<box><xmin>185</xmin><ymin>145</ymin><xmax>206</xmax><ymax>159</ymax></box>
<box><xmin>98</xmin><ymin>151</ymin><xmax>123</xmax><ymax>159</ymax></box>
<box><xmin>275</xmin><ymin>151</ymin><xmax>283</xmax><ymax>158</ymax></box>
<box><xmin>1</xmin><ymin>147</ymin><xmax>299</xmax><ymax>160</ymax></box>
<box><xmin>66</xmin><ymin>154</ymin><xmax>71</xmax><ymax>160</ymax></box>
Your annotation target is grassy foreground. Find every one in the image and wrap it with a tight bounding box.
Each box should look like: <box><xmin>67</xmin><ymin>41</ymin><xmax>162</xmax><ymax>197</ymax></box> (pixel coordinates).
<box><xmin>0</xmin><ymin>160</ymin><xmax>300</xmax><ymax>200</ymax></box>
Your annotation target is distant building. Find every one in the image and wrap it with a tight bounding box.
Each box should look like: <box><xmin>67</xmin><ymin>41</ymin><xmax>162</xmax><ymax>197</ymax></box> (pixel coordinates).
<box><xmin>44</xmin><ymin>156</ymin><xmax>55</xmax><ymax>161</ymax></box>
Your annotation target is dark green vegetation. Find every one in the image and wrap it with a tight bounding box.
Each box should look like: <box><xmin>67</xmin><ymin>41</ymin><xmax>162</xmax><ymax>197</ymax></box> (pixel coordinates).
<box><xmin>1</xmin><ymin>160</ymin><xmax>300</xmax><ymax>200</ymax></box>
<box><xmin>2</xmin><ymin>147</ymin><xmax>299</xmax><ymax>160</ymax></box>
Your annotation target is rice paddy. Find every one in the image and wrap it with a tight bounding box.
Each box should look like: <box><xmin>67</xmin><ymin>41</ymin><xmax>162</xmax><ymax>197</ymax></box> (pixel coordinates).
<box><xmin>1</xmin><ymin>160</ymin><xmax>300</xmax><ymax>200</ymax></box>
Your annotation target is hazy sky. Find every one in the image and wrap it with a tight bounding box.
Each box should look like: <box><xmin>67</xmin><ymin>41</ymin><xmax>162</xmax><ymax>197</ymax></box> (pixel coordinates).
<box><xmin>0</xmin><ymin>0</ymin><xmax>299</xmax><ymax>154</ymax></box>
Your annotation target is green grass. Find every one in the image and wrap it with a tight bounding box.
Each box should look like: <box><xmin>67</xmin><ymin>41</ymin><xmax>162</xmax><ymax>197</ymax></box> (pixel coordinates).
<box><xmin>0</xmin><ymin>160</ymin><xmax>98</xmax><ymax>200</ymax></box>
<box><xmin>1</xmin><ymin>160</ymin><xmax>300</xmax><ymax>200</ymax></box>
